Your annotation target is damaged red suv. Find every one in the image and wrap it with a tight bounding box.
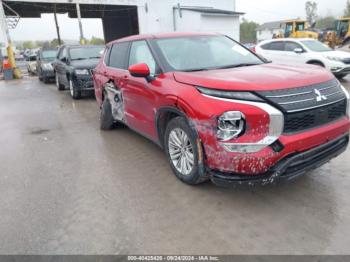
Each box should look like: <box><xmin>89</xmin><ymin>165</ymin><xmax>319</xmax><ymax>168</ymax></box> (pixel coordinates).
<box><xmin>93</xmin><ymin>32</ymin><xmax>350</xmax><ymax>186</ymax></box>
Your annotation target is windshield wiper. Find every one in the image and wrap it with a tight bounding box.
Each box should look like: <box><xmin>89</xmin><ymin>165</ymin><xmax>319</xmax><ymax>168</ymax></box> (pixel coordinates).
<box><xmin>183</xmin><ymin>68</ymin><xmax>211</xmax><ymax>72</ymax></box>
<box><xmin>215</xmin><ymin>63</ymin><xmax>260</xmax><ymax>69</ymax></box>
<box><xmin>71</xmin><ymin>58</ymin><xmax>87</xmax><ymax>61</ymax></box>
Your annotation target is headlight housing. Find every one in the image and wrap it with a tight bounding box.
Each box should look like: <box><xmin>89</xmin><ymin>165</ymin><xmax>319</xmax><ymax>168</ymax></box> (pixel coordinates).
<box><xmin>217</xmin><ymin>111</ymin><xmax>245</xmax><ymax>141</ymax></box>
<box><xmin>325</xmin><ymin>56</ymin><xmax>343</xmax><ymax>62</ymax></box>
<box><xmin>197</xmin><ymin>86</ymin><xmax>263</xmax><ymax>102</ymax></box>
<box><xmin>75</xmin><ymin>69</ymin><xmax>90</xmax><ymax>75</ymax></box>
<box><xmin>340</xmin><ymin>84</ymin><xmax>350</xmax><ymax>117</ymax></box>
<box><xmin>41</xmin><ymin>63</ymin><xmax>53</xmax><ymax>70</ymax></box>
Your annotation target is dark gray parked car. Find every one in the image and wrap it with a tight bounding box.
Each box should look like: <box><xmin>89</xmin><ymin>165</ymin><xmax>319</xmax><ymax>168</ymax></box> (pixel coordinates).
<box><xmin>37</xmin><ymin>48</ymin><xmax>58</xmax><ymax>83</ymax></box>
<box><xmin>53</xmin><ymin>45</ymin><xmax>104</xmax><ymax>99</ymax></box>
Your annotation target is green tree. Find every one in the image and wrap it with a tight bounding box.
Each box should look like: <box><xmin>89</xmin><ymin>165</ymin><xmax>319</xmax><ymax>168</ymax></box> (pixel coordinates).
<box><xmin>345</xmin><ymin>0</ymin><xmax>350</xmax><ymax>16</ymax></box>
<box><xmin>240</xmin><ymin>19</ymin><xmax>259</xmax><ymax>43</ymax></box>
<box><xmin>22</xmin><ymin>41</ymin><xmax>34</xmax><ymax>49</ymax></box>
<box><xmin>50</xmin><ymin>38</ymin><xmax>63</xmax><ymax>47</ymax></box>
<box><xmin>315</xmin><ymin>16</ymin><xmax>336</xmax><ymax>29</ymax></box>
<box><xmin>305</xmin><ymin>1</ymin><xmax>318</xmax><ymax>24</ymax></box>
<box><xmin>89</xmin><ymin>36</ymin><xmax>105</xmax><ymax>45</ymax></box>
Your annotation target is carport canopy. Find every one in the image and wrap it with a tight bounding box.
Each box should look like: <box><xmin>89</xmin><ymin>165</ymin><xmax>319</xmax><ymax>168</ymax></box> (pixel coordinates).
<box><xmin>3</xmin><ymin>0</ymin><xmax>140</xmax><ymax>42</ymax></box>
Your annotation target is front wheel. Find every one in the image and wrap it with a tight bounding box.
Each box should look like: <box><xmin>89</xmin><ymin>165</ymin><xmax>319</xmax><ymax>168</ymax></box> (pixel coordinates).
<box><xmin>69</xmin><ymin>79</ymin><xmax>81</xmax><ymax>100</ymax></box>
<box><xmin>335</xmin><ymin>73</ymin><xmax>347</xmax><ymax>80</ymax></box>
<box><xmin>56</xmin><ymin>73</ymin><xmax>65</xmax><ymax>91</ymax></box>
<box><xmin>164</xmin><ymin>117</ymin><xmax>208</xmax><ymax>185</ymax></box>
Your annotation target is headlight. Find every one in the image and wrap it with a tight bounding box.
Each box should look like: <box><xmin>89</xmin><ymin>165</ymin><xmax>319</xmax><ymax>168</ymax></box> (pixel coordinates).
<box><xmin>42</xmin><ymin>63</ymin><xmax>53</xmax><ymax>70</ymax></box>
<box><xmin>197</xmin><ymin>87</ymin><xmax>263</xmax><ymax>102</ymax></box>
<box><xmin>340</xmin><ymin>84</ymin><xmax>350</xmax><ymax>117</ymax></box>
<box><xmin>217</xmin><ymin>111</ymin><xmax>245</xmax><ymax>141</ymax></box>
<box><xmin>325</xmin><ymin>56</ymin><xmax>343</xmax><ymax>62</ymax></box>
<box><xmin>75</xmin><ymin>69</ymin><xmax>89</xmax><ymax>75</ymax></box>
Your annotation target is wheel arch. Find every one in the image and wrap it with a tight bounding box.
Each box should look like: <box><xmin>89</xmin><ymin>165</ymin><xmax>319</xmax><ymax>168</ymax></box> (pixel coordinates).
<box><xmin>306</xmin><ymin>60</ymin><xmax>325</xmax><ymax>67</ymax></box>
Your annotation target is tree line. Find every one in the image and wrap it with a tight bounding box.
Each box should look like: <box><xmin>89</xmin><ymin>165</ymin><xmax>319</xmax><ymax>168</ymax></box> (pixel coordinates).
<box><xmin>15</xmin><ymin>36</ymin><xmax>105</xmax><ymax>50</ymax></box>
<box><xmin>240</xmin><ymin>0</ymin><xmax>350</xmax><ymax>43</ymax></box>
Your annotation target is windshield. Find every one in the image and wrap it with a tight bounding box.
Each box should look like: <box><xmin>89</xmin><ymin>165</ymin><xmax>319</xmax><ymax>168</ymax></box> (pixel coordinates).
<box><xmin>69</xmin><ymin>46</ymin><xmax>104</xmax><ymax>60</ymax></box>
<box><xmin>41</xmin><ymin>50</ymin><xmax>57</xmax><ymax>60</ymax></box>
<box><xmin>155</xmin><ymin>36</ymin><xmax>263</xmax><ymax>72</ymax></box>
<box><xmin>301</xmin><ymin>40</ymin><xmax>332</xmax><ymax>52</ymax></box>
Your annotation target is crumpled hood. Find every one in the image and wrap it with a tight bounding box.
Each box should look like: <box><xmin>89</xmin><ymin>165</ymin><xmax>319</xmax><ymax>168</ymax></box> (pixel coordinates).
<box><xmin>173</xmin><ymin>63</ymin><xmax>335</xmax><ymax>91</ymax></box>
<box><xmin>70</xmin><ymin>58</ymin><xmax>99</xmax><ymax>70</ymax></box>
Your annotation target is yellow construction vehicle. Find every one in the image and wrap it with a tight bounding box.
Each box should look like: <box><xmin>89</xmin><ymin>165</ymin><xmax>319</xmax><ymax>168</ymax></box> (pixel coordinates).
<box><xmin>325</xmin><ymin>17</ymin><xmax>350</xmax><ymax>48</ymax></box>
<box><xmin>274</xmin><ymin>19</ymin><xmax>319</xmax><ymax>39</ymax></box>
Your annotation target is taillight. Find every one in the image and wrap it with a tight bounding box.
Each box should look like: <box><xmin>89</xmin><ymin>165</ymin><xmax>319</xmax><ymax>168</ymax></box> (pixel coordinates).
<box><xmin>251</xmin><ymin>47</ymin><xmax>256</xmax><ymax>53</ymax></box>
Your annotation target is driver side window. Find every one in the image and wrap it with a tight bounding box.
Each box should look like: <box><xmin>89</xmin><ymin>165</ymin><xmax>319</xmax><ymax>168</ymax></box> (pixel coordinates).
<box><xmin>129</xmin><ymin>41</ymin><xmax>156</xmax><ymax>75</ymax></box>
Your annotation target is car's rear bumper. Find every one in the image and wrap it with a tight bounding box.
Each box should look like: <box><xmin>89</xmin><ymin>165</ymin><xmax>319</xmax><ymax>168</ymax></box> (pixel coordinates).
<box><xmin>209</xmin><ymin>133</ymin><xmax>349</xmax><ymax>187</ymax></box>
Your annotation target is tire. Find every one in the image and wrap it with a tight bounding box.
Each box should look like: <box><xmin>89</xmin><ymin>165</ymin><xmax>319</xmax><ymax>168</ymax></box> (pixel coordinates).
<box><xmin>335</xmin><ymin>73</ymin><xmax>347</xmax><ymax>80</ymax></box>
<box><xmin>43</xmin><ymin>77</ymin><xmax>50</xmax><ymax>84</ymax></box>
<box><xmin>56</xmin><ymin>73</ymin><xmax>65</xmax><ymax>91</ymax></box>
<box><xmin>69</xmin><ymin>79</ymin><xmax>81</xmax><ymax>100</ymax></box>
<box><xmin>38</xmin><ymin>73</ymin><xmax>43</xmax><ymax>82</ymax></box>
<box><xmin>100</xmin><ymin>95</ymin><xmax>115</xmax><ymax>130</ymax></box>
<box><xmin>164</xmin><ymin>116</ymin><xmax>208</xmax><ymax>185</ymax></box>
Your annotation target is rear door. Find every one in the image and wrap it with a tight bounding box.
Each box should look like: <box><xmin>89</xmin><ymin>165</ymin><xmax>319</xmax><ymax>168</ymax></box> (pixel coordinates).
<box><xmin>55</xmin><ymin>47</ymin><xmax>68</xmax><ymax>85</ymax></box>
<box><xmin>103</xmin><ymin>42</ymin><xmax>130</xmax><ymax>121</ymax></box>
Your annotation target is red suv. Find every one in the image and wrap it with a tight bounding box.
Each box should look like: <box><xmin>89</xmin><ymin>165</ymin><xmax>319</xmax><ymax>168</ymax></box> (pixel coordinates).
<box><xmin>93</xmin><ymin>32</ymin><xmax>350</xmax><ymax>186</ymax></box>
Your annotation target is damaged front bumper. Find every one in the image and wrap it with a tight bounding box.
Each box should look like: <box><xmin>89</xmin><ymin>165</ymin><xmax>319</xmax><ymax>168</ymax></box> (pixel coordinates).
<box><xmin>209</xmin><ymin>134</ymin><xmax>349</xmax><ymax>187</ymax></box>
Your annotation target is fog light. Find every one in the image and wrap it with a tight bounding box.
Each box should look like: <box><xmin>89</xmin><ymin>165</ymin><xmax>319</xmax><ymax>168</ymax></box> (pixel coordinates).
<box><xmin>217</xmin><ymin>111</ymin><xmax>245</xmax><ymax>141</ymax></box>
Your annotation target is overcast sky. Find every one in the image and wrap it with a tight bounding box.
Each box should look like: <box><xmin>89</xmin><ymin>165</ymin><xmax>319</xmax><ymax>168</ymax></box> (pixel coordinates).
<box><xmin>236</xmin><ymin>0</ymin><xmax>346</xmax><ymax>23</ymax></box>
<box><xmin>0</xmin><ymin>0</ymin><xmax>348</xmax><ymax>43</ymax></box>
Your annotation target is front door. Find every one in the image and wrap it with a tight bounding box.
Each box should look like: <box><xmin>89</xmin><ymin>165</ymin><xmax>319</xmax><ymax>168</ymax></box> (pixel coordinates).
<box><xmin>123</xmin><ymin>40</ymin><xmax>159</xmax><ymax>140</ymax></box>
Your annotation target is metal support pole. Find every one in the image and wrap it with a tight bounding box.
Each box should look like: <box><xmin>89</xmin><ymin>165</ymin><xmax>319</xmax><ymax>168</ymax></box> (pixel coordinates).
<box><xmin>76</xmin><ymin>2</ymin><xmax>85</xmax><ymax>45</ymax></box>
<box><xmin>53</xmin><ymin>4</ymin><xmax>61</xmax><ymax>45</ymax></box>
<box><xmin>0</xmin><ymin>0</ymin><xmax>21</xmax><ymax>78</ymax></box>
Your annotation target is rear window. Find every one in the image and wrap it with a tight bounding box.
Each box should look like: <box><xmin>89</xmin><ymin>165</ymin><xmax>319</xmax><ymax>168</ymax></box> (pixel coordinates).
<box><xmin>267</xmin><ymin>42</ymin><xmax>285</xmax><ymax>51</ymax></box>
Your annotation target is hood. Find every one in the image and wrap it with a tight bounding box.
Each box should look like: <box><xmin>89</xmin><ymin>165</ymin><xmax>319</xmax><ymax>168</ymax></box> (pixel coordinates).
<box><xmin>173</xmin><ymin>63</ymin><xmax>334</xmax><ymax>91</ymax></box>
<box><xmin>70</xmin><ymin>58</ymin><xmax>99</xmax><ymax>70</ymax></box>
<box><xmin>322</xmin><ymin>50</ymin><xmax>350</xmax><ymax>60</ymax></box>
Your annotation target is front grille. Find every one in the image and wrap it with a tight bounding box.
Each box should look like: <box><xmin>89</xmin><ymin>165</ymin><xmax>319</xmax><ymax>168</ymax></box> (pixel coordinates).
<box><xmin>257</xmin><ymin>79</ymin><xmax>347</xmax><ymax>134</ymax></box>
<box><xmin>283</xmin><ymin>100</ymin><xmax>347</xmax><ymax>133</ymax></box>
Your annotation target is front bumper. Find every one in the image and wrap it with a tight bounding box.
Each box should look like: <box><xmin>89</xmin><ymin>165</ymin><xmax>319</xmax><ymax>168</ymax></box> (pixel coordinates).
<box><xmin>73</xmin><ymin>76</ymin><xmax>94</xmax><ymax>91</ymax></box>
<box><xmin>210</xmin><ymin>134</ymin><xmax>349</xmax><ymax>187</ymax></box>
<box><xmin>41</xmin><ymin>70</ymin><xmax>55</xmax><ymax>79</ymax></box>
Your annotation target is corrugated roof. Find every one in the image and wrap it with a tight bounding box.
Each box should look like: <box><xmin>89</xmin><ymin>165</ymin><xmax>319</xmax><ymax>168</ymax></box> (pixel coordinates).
<box><xmin>256</xmin><ymin>20</ymin><xmax>286</xmax><ymax>31</ymax></box>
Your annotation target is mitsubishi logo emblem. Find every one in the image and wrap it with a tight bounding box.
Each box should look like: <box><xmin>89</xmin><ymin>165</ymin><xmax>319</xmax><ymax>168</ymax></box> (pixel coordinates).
<box><xmin>314</xmin><ymin>89</ymin><xmax>327</xmax><ymax>102</ymax></box>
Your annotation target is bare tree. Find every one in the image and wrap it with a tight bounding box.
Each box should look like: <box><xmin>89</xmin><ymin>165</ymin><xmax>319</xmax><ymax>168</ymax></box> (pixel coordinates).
<box><xmin>305</xmin><ymin>1</ymin><xmax>318</xmax><ymax>25</ymax></box>
<box><xmin>344</xmin><ymin>0</ymin><xmax>350</xmax><ymax>16</ymax></box>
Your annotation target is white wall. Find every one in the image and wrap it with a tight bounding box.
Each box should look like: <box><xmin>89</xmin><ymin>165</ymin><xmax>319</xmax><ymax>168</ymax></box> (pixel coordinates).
<box><xmin>256</xmin><ymin>28</ymin><xmax>283</xmax><ymax>42</ymax></box>
<box><xmin>137</xmin><ymin>0</ymin><xmax>239</xmax><ymax>40</ymax></box>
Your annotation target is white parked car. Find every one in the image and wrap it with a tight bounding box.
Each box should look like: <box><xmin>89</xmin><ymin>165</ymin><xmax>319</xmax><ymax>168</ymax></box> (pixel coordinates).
<box><xmin>255</xmin><ymin>38</ymin><xmax>350</xmax><ymax>79</ymax></box>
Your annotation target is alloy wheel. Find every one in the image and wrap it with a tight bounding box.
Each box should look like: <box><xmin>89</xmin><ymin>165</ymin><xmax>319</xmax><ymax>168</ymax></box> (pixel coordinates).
<box><xmin>168</xmin><ymin>128</ymin><xmax>194</xmax><ymax>176</ymax></box>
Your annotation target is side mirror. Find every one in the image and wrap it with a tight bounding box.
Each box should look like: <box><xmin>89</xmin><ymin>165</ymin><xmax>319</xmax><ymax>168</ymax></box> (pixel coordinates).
<box><xmin>294</xmin><ymin>48</ymin><xmax>304</xmax><ymax>54</ymax></box>
<box><xmin>128</xmin><ymin>63</ymin><xmax>155</xmax><ymax>82</ymax></box>
<box><xmin>61</xmin><ymin>57</ymin><xmax>67</xmax><ymax>63</ymax></box>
